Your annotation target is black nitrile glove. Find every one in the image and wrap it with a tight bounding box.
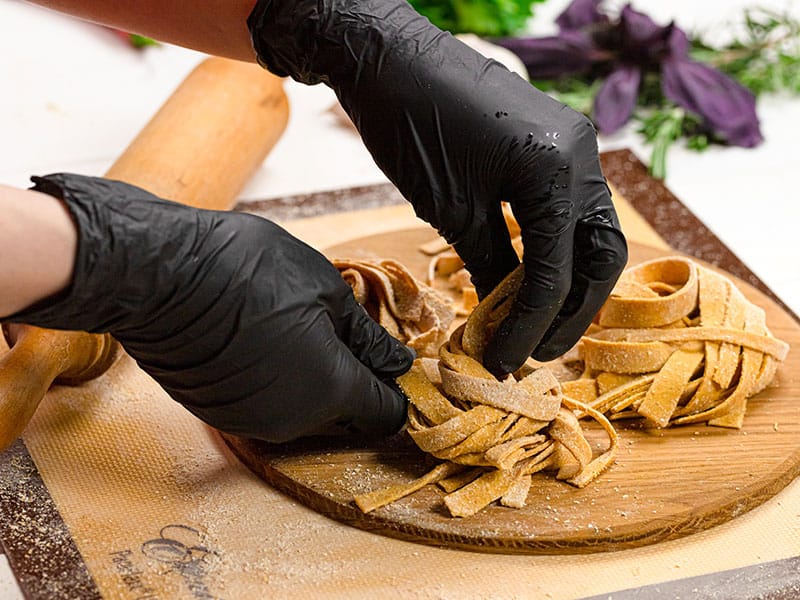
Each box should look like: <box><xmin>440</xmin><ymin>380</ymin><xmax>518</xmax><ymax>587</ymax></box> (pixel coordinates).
<box><xmin>8</xmin><ymin>173</ymin><xmax>413</xmax><ymax>443</ymax></box>
<box><xmin>248</xmin><ymin>0</ymin><xmax>628</xmax><ymax>374</ymax></box>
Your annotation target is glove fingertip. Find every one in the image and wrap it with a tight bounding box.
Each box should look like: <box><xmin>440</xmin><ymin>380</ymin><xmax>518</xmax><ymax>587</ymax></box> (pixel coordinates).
<box><xmin>377</xmin><ymin>343</ymin><xmax>416</xmax><ymax>378</ymax></box>
<box><xmin>354</xmin><ymin>378</ymin><xmax>409</xmax><ymax>438</ymax></box>
<box><xmin>483</xmin><ymin>344</ymin><xmax>526</xmax><ymax>378</ymax></box>
<box><xmin>531</xmin><ymin>340</ymin><xmax>573</xmax><ymax>363</ymax></box>
<box><xmin>343</xmin><ymin>298</ymin><xmax>416</xmax><ymax>378</ymax></box>
<box><xmin>483</xmin><ymin>315</ymin><xmax>537</xmax><ymax>377</ymax></box>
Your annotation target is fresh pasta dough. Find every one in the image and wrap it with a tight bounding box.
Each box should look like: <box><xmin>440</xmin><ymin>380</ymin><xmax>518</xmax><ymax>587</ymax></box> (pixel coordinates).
<box><xmin>346</xmin><ymin>245</ymin><xmax>788</xmax><ymax>519</ymax></box>
<box><xmin>334</xmin><ymin>258</ymin><xmax>454</xmax><ymax>358</ymax></box>
<box><xmin>353</xmin><ymin>265</ymin><xmax>617</xmax><ymax>518</ymax></box>
<box><xmin>421</xmin><ymin>229</ymin><xmax>789</xmax><ymax>430</ymax></box>
<box><xmin>562</xmin><ymin>256</ymin><xmax>789</xmax><ymax>429</ymax></box>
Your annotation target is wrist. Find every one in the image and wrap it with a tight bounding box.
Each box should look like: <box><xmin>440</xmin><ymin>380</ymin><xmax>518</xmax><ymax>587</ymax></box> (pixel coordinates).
<box><xmin>6</xmin><ymin>174</ymin><xmax>187</xmax><ymax>334</ymax></box>
<box><xmin>0</xmin><ymin>185</ymin><xmax>77</xmax><ymax>317</ymax></box>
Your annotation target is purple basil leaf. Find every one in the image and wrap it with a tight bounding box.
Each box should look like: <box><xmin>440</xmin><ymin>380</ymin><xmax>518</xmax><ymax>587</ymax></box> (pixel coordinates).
<box><xmin>666</xmin><ymin>23</ymin><xmax>690</xmax><ymax>57</ymax></box>
<box><xmin>496</xmin><ymin>30</ymin><xmax>602</xmax><ymax>79</ymax></box>
<box><xmin>618</xmin><ymin>4</ymin><xmax>674</xmax><ymax>60</ymax></box>
<box><xmin>593</xmin><ymin>64</ymin><xmax>642</xmax><ymax>134</ymax></box>
<box><xmin>556</xmin><ymin>0</ymin><xmax>607</xmax><ymax>31</ymax></box>
<box><xmin>661</xmin><ymin>57</ymin><xmax>763</xmax><ymax>147</ymax></box>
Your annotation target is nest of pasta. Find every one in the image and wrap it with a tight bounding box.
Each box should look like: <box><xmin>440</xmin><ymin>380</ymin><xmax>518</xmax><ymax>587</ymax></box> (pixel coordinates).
<box><xmin>559</xmin><ymin>256</ymin><xmax>789</xmax><ymax>429</ymax></box>
<box><xmin>334</xmin><ymin>258</ymin><xmax>454</xmax><ymax>358</ymax></box>
<box><xmin>350</xmin><ymin>265</ymin><xmax>618</xmax><ymax>518</ymax></box>
<box><xmin>421</xmin><ymin>219</ymin><xmax>789</xmax><ymax>430</ymax></box>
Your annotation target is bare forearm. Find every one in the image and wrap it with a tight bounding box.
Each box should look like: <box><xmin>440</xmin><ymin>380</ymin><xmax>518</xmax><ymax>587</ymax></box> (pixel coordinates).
<box><xmin>26</xmin><ymin>0</ymin><xmax>258</xmax><ymax>62</ymax></box>
<box><xmin>0</xmin><ymin>186</ymin><xmax>77</xmax><ymax>317</ymax></box>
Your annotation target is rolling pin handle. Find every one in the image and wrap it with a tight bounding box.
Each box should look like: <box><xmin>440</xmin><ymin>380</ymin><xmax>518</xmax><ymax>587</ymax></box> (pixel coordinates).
<box><xmin>0</xmin><ymin>325</ymin><xmax>120</xmax><ymax>449</ymax></box>
<box><xmin>3</xmin><ymin>324</ymin><xmax>120</xmax><ymax>384</ymax></box>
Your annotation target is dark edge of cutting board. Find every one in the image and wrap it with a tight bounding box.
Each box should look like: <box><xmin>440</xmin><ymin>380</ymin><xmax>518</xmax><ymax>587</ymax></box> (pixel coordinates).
<box><xmin>0</xmin><ymin>149</ymin><xmax>796</xmax><ymax>599</ymax></box>
<box><xmin>576</xmin><ymin>555</ymin><xmax>800</xmax><ymax>600</ymax></box>
<box><xmin>0</xmin><ymin>439</ymin><xmax>100</xmax><ymax>599</ymax></box>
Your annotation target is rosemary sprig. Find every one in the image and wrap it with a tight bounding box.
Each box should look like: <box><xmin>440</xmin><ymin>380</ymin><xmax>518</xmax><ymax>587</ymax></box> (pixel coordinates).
<box><xmin>691</xmin><ymin>8</ymin><xmax>800</xmax><ymax>96</ymax></box>
<box><xmin>634</xmin><ymin>108</ymin><xmax>709</xmax><ymax>179</ymax></box>
<box><xmin>636</xmin><ymin>108</ymin><xmax>684</xmax><ymax>180</ymax></box>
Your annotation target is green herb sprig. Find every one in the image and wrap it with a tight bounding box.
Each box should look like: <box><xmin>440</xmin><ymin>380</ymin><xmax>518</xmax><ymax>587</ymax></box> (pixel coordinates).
<box><xmin>409</xmin><ymin>0</ymin><xmax>546</xmax><ymax>37</ymax></box>
<box><xmin>631</xmin><ymin>8</ymin><xmax>800</xmax><ymax>177</ymax></box>
<box><xmin>692</xmin><ymin>8</ymin><xmax>800</xmax><ymax>96</ymax></box>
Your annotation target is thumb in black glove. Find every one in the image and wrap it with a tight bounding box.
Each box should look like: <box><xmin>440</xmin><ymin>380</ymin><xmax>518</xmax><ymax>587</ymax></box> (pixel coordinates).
<box><xmin>7</xmin><ymin>173</ymin><xmax>414</xmax><ymax>443</ymax></box>
<box><xmin>249</xmin><ymin>0</ymin><xmax>628</xmax><ymax>376</ymax></box>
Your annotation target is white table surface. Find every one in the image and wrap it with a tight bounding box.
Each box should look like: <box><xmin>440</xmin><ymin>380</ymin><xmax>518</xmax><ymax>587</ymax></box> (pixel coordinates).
<box><xmin>1</xmin><ymin>0</ymin><xmax>799</xmax><ymax>596</ymax></box>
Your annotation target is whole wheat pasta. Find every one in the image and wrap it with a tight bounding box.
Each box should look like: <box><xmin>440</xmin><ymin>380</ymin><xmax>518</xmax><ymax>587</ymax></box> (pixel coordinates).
<box><xmin>354</xmin><ymin>265</ymin><xmax>618</xmax><ymax>518</ymax></box>
<box><xmin>562</xmin><ymin>256</ymin><xmax>789</xmax><ymax>429</ymax></box>
<box><xmin>335</xmin><ymin>258</ymin><xmax>454</xmax><ymax>358</ymax></box>
<box><xmin>422</xmin><ymin>227</ymin><xmax>789</xmax><ymax>429</ymax></box>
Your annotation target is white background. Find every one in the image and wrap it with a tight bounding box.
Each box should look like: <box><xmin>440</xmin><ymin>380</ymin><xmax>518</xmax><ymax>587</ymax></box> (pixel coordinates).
<box><xmin>0</xmin><ymin>0</ymin><xmax>799</xmax><ymax>592</ymax></box>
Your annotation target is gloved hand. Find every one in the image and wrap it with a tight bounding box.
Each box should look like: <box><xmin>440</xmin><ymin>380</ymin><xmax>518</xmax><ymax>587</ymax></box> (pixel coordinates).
<box><xmin>249</xmin><ymin>0</ymin><xmax>628</xmax><ymax>375</ymax></box>
<box><xmin>7</xmin><ymin>173</ymin><xmax>414</xmax><ymax>443</ymax></box>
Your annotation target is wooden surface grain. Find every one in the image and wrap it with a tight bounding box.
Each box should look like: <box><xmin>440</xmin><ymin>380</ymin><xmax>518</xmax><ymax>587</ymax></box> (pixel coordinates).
<box><xmin>222</xmin><ymin>231</ymin><xmax>800</xmax><ymax>554</ymax></box>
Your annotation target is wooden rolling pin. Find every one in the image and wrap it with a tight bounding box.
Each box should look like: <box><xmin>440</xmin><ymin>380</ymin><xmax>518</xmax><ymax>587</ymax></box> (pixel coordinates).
<box><xmin>0</xmin><ymin>57</ymin><xmax>289</xmax><ymax>451</ymax></box>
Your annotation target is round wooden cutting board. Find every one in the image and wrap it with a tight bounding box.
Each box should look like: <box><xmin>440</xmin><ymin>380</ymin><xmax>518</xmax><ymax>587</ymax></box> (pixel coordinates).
<box><xmin>221</xmin><ymin>228</ymin><xmax>800</xmax><ymax>554</ymax></box>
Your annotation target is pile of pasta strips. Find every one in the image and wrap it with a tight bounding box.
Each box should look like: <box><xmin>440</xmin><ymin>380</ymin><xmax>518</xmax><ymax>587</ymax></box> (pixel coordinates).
<box><xmin>339</xmin><ymin>261</ymin><xmax>617</xmax><ymax>518</ymax></box>
<box><xmin>334</xmin><ymin>258</ymin><xmax>454</xmax><ymax>358</ymax></box>
<box><xmin>338</xmin><ymin>252</ymin><xmax>788</xmax><ymax>518</ymax></box>
<box><xmin>564</xmin><ymin>256</ymin><xmax>789</xmax><ymax>429</ymax></box>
